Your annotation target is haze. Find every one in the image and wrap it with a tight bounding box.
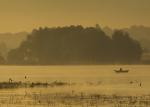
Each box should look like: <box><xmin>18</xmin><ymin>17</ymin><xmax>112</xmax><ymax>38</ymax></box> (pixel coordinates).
<box><xmin>0</xmin><ymin>0</ymin><xmax>150</xmax><ymax>32</ymax></box>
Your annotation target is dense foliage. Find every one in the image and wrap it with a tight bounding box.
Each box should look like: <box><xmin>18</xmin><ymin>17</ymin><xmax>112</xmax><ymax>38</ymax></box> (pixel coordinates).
<box><xmin>7</xmin><ymin>25</ymin><xmax>143</xmax><ymax>65</ymax></box>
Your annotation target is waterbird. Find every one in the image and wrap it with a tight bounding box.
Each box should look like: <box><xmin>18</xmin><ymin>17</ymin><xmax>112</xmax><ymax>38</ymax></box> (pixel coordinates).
<box><xmin>25</xmin><ymin>76</ymin><xmax>27</xmax><ymax>79</ymax></box>
<box><xmin>130</xmin><ymin>81</ymin><xmax>133</xmax><ymax>84</ymax></box>
<box><xmin>9</xmin><ymin>78</ymin><xmax>13</xmax><ymax>83</ymax></box>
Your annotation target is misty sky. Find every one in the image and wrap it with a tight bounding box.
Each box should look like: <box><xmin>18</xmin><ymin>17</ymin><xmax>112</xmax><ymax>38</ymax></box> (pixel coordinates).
<box><xmin>0</xmin><ymin>0</ymin><xmax>150</xmax><ymax>32</ymax></box>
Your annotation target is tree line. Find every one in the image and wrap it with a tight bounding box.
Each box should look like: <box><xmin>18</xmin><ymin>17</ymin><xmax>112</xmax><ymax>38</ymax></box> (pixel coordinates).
<box><xmin>0</xmin><ymin>25</ymin><xmax>143</xmax><ymax>65</ymax></box>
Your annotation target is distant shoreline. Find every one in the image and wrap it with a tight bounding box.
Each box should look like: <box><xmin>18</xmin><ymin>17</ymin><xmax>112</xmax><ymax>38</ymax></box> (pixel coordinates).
<box><xmin>0</xmin><ymin>63</ymin><xmax>150</xmax><ymax>66</ymax></box>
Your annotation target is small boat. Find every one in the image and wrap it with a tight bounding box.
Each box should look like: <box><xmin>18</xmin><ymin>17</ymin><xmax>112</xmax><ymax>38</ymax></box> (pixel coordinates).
<box><xmin>114</xmin><ymin>68</ymin><xmax>129</xmax><ymax>73</ymax></box>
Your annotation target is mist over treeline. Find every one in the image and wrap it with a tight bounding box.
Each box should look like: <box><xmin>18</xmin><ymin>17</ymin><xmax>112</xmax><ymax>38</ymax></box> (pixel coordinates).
<box><xmin>103</xmin><ymin>25</ymin><xmax>150</xmax><ymax>53</ymax></box>
<box><xmin>0</xmin><ymin>25</ymin><xmax>141</xmax><ymax>65</ymax></box>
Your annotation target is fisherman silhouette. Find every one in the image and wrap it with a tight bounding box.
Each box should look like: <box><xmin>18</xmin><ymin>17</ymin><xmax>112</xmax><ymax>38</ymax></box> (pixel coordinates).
<box><xmin>120</xmin><ymin>68</ymin><xmax>122</xmax><ymax>71</ymax></box>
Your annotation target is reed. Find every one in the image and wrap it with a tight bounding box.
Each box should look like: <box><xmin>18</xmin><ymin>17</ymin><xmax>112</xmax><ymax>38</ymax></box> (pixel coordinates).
<box><xmin>0</xmin><ymin>80</ymin><xmax>149</xmax><ymax>107</ymax></box>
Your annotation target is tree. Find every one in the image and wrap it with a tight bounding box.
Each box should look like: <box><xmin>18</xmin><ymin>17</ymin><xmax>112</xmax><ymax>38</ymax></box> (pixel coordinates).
<box><xmin>7</xmin><ymin>26</ymin><xmax>143</xmax><ymax>65</ymax></box>
<box><xmin>0</xmin><ymin>53</ymin><xmax>5</xmax><ymax>64</ymax></box>
<box><xmin>112</xmin><ymin>30</ymin><xmax>143</xmax><ymax>63</ymax></box>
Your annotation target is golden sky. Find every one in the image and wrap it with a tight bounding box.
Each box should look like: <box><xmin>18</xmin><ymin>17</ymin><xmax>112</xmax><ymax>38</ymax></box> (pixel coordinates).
<box><xmin>0</xmin><ymin>0</ymin><xmax>150</xmax><ymax>32</ymax></box>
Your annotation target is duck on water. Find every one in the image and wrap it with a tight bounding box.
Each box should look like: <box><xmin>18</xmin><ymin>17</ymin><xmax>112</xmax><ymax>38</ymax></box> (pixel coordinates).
<box><xmin>114</xmin><ymin>68</ymin><xmax>129</xmax><ymax>73</ymax></box>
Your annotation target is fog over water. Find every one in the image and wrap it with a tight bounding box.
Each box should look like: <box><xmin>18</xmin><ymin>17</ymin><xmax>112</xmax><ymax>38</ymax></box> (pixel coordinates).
<box><xmin>0</xmin><ymin>65</ymin><xmax>149</xmax><ymax>86</ymax></box>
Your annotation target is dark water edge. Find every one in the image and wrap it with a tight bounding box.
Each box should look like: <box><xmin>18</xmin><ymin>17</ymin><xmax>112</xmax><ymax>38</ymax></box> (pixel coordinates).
<box><xmin>0</xmin><ymin>62</ymin><xmax>150</xmax><ymax>66</ymax></box>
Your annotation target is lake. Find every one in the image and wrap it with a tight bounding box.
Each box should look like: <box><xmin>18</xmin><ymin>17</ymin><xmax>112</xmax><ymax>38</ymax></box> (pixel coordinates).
<box><xmin>0</xmin><ymin>65</ymin><xmax>149</xmax><ymax>107</ymax></box>
<box><xmin>0</xmin><ymin>65</ymin><xmax>149</xmax><ymax>93</ymax></box>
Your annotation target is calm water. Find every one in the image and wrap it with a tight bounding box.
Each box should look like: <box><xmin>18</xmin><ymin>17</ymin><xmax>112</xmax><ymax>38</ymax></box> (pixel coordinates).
<box><xmin>0</xmin><ymin>65</ymin><xmax>149</xmax><ymax>107</ymax></box>
<box><xmin>0</xmin><ymin>65</ymin><xmax>149</xmax><ymax>84</ymax></box>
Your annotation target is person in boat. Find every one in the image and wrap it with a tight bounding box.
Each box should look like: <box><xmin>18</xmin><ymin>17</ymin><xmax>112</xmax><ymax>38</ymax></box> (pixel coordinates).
<box><xmin>115</xmin><ymin>68</ymin><xmax>128</xmax><ymax>73</ymax></box>
<box><xmin>119</xmin><ymin>68</ymin><xmax>123</xmax><ymax>71</ymax></box>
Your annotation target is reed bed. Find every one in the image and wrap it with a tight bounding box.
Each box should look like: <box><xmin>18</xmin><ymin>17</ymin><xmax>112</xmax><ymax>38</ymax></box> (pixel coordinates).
<box><xmin>0</xmin><ymin>80</ymin><xmax>149</xmax><ymax>107</ymax></box>
<box><xmin>0</xmin><ymin>81</ymin><xmax>70</xmax><ymax>89</ymax></box>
